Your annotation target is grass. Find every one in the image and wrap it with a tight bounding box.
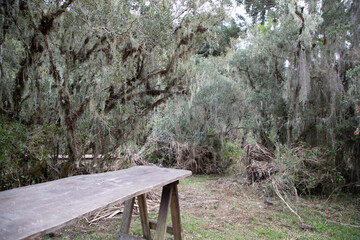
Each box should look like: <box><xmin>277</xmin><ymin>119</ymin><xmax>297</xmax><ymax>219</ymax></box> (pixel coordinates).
<box><xmin>41</xmin><ymin>175</ymin><xmax>360</xmax><ymax>240</ymax></box>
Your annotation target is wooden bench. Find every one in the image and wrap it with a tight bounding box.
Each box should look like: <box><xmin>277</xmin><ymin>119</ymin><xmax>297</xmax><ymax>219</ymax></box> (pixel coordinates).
<box><xmin>0</xmin><ymin>166</ymin><xmax>192</xmax><ymax>240</ymax></box>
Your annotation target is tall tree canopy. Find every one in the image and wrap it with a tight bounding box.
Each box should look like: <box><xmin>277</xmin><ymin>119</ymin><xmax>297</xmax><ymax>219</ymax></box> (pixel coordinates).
<box><xmin>1</xmin><ymin>0</ymin><xmax>359</xmax><ymax>190</ymax></box>
<box><xmin>0</xmin><ymin>0</ymin><xmax>229</xmax><ymax>182</ymax></box>
<box><xmin>230</xmin><ymin>0</ymin><xmax>360</xmax><ymax>182</ymax></box>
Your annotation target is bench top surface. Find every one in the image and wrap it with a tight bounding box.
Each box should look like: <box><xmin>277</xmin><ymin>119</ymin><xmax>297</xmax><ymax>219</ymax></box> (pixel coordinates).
<box><xmin>0</xmin><ymin>166</ymin><xmax>191</xmax><ymax>240</ymax></box>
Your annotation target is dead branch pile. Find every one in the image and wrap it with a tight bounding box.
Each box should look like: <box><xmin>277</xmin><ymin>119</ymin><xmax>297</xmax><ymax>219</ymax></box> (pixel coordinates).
<box><xmin>287</xmin><ymin>146</ymin><xmax>336</xmax><ymax>194</ymax></box>
<box><xmin>169</xmin><ymin>140</ymin><xmax>220</xmax><ymax>174</ymax></box>
<box><xmin>137</xmin><ymin>138</ymin><xmax>225</xmax><ymax>174</ymax></box>
<box><xmin>270</xmin><ymin>144</ymin><xmax>345</xmax><ymax>196</ymax></box>
<box><xmin>121</xmin><ymin>145</ymin><xmax>149</xmax><ymax>167</ymax></box>
<box><xmin>291</xmin><ymin>146</ymin><xmax>327</xmax><ymax>171</ymax></box>
<box><xmin>245</xmin><ymin>143</ymin><xmax>278</xmax><ymax>183</ymax></box>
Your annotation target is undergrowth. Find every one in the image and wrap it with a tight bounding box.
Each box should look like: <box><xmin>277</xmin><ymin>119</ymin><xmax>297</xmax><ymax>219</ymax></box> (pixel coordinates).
<box><xmin>272</xmin><ymin>144</ymin><xmax>347</xmax><ymax>196</ymax></box>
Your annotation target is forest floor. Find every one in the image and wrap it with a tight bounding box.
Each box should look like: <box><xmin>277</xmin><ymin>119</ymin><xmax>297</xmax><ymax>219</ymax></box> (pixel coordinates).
<box><xmin>39</xmin><ymin>175</ymin><xmax>360</xmax><ymax>240</ymax></box>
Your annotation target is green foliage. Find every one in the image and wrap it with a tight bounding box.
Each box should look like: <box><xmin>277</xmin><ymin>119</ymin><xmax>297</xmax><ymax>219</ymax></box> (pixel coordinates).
<box><xmin>1</xmin><ymin>0</ymin><xmax>360</xmax><ymax>187</ymax></box>
<box><xmin>228</xmin><ymin>0</ymin><xmax>360</xmax><ymax>186</ymax></box>
<box><xmin>0</xmin><ymin>120</ymin><xmax>27</xmax><ymax>171</ymax></box>
<box><xmin>222</xmin><ymin>141</ymin><xmax>242</xmax><ymax>162</ymax></box>
<box><xmin>346</xmin><ymin>64</ymin><xmax>360</xmax><ymax>105</ymax></box>
<box><xmin>152</xmin><ymin>57</ymin><xmax>245</xmax><ymax>143</ymax></box>
<box><xmin>146</xmin><ymin>57</ymin><xmax>246</xmax><ymax>173</ymax></box>
<box><xmin>237</xmin><ymin>0</ymin><xmax>276</xmax><ymax>25</ymax></box>
<box><xmin>198</xmin><ymin>18</ymin><xmax>241</xmax><ymax>56</ymax></box>
<box><xmin>0</xmin><ymin>119</ymin><xmax>62</xmax><ymax>190</ymax></box>
<box><xmin>1</xmin><ymin>0</ymin><xmax>231</xmax><ymax>179</ymax></box>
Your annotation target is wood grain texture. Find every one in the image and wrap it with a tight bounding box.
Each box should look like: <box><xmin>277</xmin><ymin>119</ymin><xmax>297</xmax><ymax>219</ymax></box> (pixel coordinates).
<box><xmin>0</xmin><ymin>166</ymin><xmax>191</xmax><ymax>240</ymax></box>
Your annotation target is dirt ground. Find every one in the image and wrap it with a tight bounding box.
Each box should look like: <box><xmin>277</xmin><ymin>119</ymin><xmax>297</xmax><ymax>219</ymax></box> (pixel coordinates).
<box><xmin>38</xmin><ymin>175</ymin><xmax>360</xmax><ymax>240</ymax></box>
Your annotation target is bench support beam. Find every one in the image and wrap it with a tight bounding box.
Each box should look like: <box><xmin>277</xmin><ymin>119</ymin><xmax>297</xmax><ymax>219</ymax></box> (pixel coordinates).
<box><xmin>155</xmin><ymin>184</ymin><xmax>172</xmax><ymax>240</ymax></box>
<box><xmin>138</xmin><ymin>194</ymin><xmax>151</xmax><ymax>240</ymax></box>
<box><xmin>155</xmin><ymin>181</ymin><xmax>182</xmax><ymax>240</ymax></box>
<box><xmin>119</xmin><ymin>197</ymin><xmax>135</xmax><ymax>235</ymax></box>
<box><xmin>118</xmin><ymin>181</ymin><xmax>182</xmax><ymax>240</ymax></box>
<box><xmin>170</xmin><ymin>182</ymin><xmax>182</xmax><ymax>240</ymax></box>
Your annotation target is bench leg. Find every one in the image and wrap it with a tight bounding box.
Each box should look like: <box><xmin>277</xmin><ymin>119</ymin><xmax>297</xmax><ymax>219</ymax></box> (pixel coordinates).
<box><xmin>138</xmin><ymin>194</ymin><xmax>151</xmax><ymax>240</ymax></box>
<box><xmin>155</xmin><ymin>181</ymin><xmax>182</xmax><ymax>240</ymax></box>
<box><xmin>118</xmin><ymin>197</ymin><xmax>135</xmax><ymax>237</ymax></box>
<box><xmin>155</xmin><ymin>183</ymin><xmax>173</xmax><ymax>240</ymax></box>
<box><xmin>170</xmin><ymin>183</ymin><xmax>182</xmax><ymax>240</ymax></box>
<box><xmin>118</xmin><ymin>182</ymin><xmax>183</xmax><ymax>240</ymax></box>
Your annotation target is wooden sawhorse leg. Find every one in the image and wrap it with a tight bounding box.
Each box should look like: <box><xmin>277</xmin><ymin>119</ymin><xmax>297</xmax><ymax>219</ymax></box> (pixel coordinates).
<box><xmin>138</xmin><ymin>194</ymin><xmax>151</xmax><ymax>239</ymax></box>
<box><xmin>118</xmin><ymin>197</ymin><xmax>135</xmax><ymax>239</ymax></box>
<box><xmin>118</xmin><ymin>194</ymin><xmax>151</xmax><ymax>240</ymax></box>
<box><xmin>155</xmin><ymin>181</ymin><xmax>182</xmax><ymax>240</ymax></box>
<box><xmin>118</xmin><ymin>181</ymin><xmax>182</xmax><ymax>240</ymax></box>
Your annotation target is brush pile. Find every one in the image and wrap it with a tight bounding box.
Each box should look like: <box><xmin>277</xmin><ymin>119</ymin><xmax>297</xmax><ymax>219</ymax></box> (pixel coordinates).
<box><xmin>131</xmin><ymin>138</ymin><xmax>228</xmax><ymax>174</ymax></box>
<box><xmin>245</xmin><ymin>143</ymin><xmax>278</xmax><ymax>183</ymax></box>
<box><xmin>273</xmin><ymin>145</ymin><xmax>343</xmax><ymax>195</ymax></box>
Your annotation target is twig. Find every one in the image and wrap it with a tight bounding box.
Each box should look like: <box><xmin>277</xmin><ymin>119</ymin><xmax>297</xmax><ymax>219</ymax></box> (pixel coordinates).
<box><xmin>294</xmin><ymin>186</ymin><xmax>299</xmax><ymax>205</ymax></box>
<box><xmin>89</xmin><ymin>207</ymin><xmax>123</xmax><ymax>223</ymax></box>
<box><xmin>47</xmin><ymin>162</ymin><xmax>60</xmax><ymax>174</ymax></box>
<box><xmin>273</xmin><ymin>181</ymin><xmax>303</xmax><ymax>224</ymax></box>
<box><xmin>90</xmin><ymin>210</ymin><xmax>118</xmax><ymax>223</ymax></box>
<box><xmin>106</xmin><ymin>210</ymin><xmax>121</xmax><ymax>219</ymax></box>
<box><xmin>184</xmin><ymin>200</ymin><xmax>220</xmax><ymax>206</ymax></box>
<box><xmin>91</xmin><ymin>209</ymin><xmax>101</xmax><ymax>222</ymax></box>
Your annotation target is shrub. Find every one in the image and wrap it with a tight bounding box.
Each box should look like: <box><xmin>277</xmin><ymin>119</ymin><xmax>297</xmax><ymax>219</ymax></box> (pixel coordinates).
<box><xmin>0</xmin><ymin>119</ymin><xmax>62</xmax><ymax>190</ymax></box>
<box><xmin>272</xmin><ymin>144</ymin><xmax>344</xmax><ymax>196</ymax></box>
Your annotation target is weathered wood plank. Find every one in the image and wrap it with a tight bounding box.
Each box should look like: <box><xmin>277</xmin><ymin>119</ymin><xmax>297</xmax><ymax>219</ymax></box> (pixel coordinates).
<box><xmin>0</xmin><ymin>166</ymin><xmax>191</xmax><ymax>240</ymax></box>
<box><xmin>137</xmin><ymin>194</ymin><xmax>151</xmax><ymax>240</ymax></box>
<box><xmin>170</xmin><ymin>182</ymin><xmax>182</xmax><ymax>240</ymax></box>
<box><xmin>119</xmin><ymin>198</ymin><xmax>135</xmax><ymax>234</ymax></box>
<box><xmin>155</xmin><ymin>184</ymin><xmax>173</xmax><ymax>240</ymax></box>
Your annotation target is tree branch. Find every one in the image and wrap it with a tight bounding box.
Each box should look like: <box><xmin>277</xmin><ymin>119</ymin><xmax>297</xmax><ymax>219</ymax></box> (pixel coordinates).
<box><xmin>39</xmin><ymin>0</ymin><xmax>75</xmax><ymax>35</ymax></box>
